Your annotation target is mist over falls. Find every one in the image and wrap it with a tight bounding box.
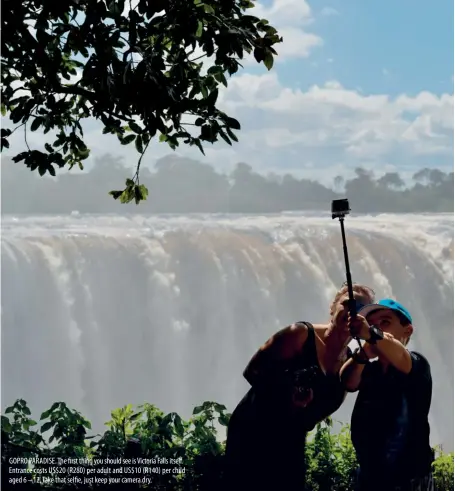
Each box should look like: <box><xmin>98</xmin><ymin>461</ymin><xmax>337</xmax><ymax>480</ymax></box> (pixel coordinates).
<box><xmin>2</xmin><ymin>213</ymin><xmax>453</xmax><ymax>450</ymax></box>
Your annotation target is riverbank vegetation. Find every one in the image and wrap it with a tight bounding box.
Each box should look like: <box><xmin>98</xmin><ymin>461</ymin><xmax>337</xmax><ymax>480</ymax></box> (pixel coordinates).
<box><xmin>2</xmin><ymin>398</ymin><xmax>453</xmax><ymax>490</ymax></box>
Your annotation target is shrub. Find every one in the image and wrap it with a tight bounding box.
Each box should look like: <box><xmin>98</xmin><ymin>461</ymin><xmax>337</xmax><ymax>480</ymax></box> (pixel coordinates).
<box><xmin>2</xmin><ymin>399</ymin><xmax>453</xmax><ymax>490</ymax></box>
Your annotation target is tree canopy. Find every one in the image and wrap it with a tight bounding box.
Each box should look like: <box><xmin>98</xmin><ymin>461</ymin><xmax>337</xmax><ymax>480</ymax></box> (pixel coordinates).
<box><xmin>1</xmin><ymin>0</ymin><xmax>282</xmax><ymax>203</ymax></box>
<box><xmin>2</xmin><ymin>154</ymin><xmax>453</xmax><ymax>214</ymax></box>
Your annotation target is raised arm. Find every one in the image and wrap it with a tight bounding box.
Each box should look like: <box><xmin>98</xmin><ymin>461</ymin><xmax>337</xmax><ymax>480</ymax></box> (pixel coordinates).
<box><xmin>339</xmin><ymin>346</ymin><xmax>374</xmax><ymax>391</ymax></box>
<box><xmin>369</xmin><ymin>332</ymin><xmax>412</xmax><ymax>373</ymax></box>
<box><xmin>349</xmin><ymin>313</ymin><xmax>412</xmax><ymax>374</ymax></box>
<box><xmin>243</xmin><ymin>322</ymin><xmax>309</xmax><ymax>388</ymax></box>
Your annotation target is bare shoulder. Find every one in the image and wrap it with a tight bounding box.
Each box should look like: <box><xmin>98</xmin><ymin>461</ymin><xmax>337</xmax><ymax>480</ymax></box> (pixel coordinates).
<box><xmin>259</xmin><ymin>321</ymin><xmax>310</xmax><ymax>358</ymax></box>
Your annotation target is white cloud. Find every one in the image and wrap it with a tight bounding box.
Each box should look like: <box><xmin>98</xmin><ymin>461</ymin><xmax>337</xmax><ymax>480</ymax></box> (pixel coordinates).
<box><xmin>4</xmin><ymin>71</ymin><xmax>452</xmax><ymax>186</ymax></box>
<box><xmin>249</xmin><ymin>0</ymin><xmax>322</xmax><ymax>62</ymax></box>
<box><xmin>274</xmin><ymin>27</ymin><xmax>323</xmax><ymax>59</ymax></box>
<box><xmin>2</xmin><ymin>1</ymin><xmax>452</xmax><ymax>187</ymax></box>
<box><xmin>224</xmin><ymin>73</ymin><xmax>452</xmax><ymax>179</ymax></box>
<box><xmin>252</xmin><ymin>0</ymin><xmax>313</xmax><ymax>27</ymax></box>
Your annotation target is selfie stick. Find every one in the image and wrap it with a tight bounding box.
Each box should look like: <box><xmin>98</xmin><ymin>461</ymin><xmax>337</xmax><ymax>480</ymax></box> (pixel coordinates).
<box><xmin>331</xmin><ymin>200</ymin><xmax>363</xmax><ymax>350</ymax></box>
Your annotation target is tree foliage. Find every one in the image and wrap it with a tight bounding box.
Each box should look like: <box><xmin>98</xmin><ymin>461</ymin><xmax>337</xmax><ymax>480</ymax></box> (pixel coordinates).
<box><xmin>1</xmin><ymin>0</ymin><xmax>282</xmax><ymax>204</ymax></box>
<box><xmin>2</xmin><ymin>155</ymin><xmax>453</xmax><ymax>214</ymax></box>
<box><xmin>2</xmin><ymin>399</ymin><xmax>454</xmax><ymax>490</ymax></box>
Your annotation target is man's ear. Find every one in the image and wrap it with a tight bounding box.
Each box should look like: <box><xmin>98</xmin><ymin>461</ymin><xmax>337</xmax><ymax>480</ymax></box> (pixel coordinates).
<box><xmin>404</xmin><ymin>323</ymin><xmax>414</xmax><ymax>338</ymax></box>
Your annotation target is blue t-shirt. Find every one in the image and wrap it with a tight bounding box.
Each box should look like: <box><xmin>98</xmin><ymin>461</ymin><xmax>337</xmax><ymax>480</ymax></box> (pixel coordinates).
<box><xmin>351</xmin><ymin>351</ymin><xmax>433</xmax><ymax>487</ymax></box>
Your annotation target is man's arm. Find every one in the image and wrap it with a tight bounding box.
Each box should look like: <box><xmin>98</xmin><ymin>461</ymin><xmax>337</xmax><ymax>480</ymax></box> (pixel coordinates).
<box><xmin>243</xmin><ymin>323</ymin><xmax>308</xmax><ymax>387</ymax></box>
<box><xmin>348</xmin><ymin>314</ymin><xmax>412</xmax><ymax>374</ymax></box>
<box><xmin>339</xmin><ymin>346</ymin><xmax>374</xmax><ymax>391</ymax></box>
<box><xmin>372</xmin><ymin>332</ymin><xmax>412</xmax><ymax>374</ymax></box>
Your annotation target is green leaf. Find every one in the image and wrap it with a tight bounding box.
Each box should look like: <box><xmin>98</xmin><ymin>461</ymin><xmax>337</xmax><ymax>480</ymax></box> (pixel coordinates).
<box><xmin>263</xmin><ymin>51</ymin><xmax>274</xmax><ymax>70</ymax></box>
<box><xmin>134</xmin><ymin>186</ymin><xmax>142</xmax><ymax>204</ymax></box>
<box><xmin>135</xmin><ymin>134</ymin><xmax>143</xmax><ymax>154</ymax></box>
<box><xmin>40</xmin><ymin>421</ymin><xmax>54</xmax><ymax>433</ymax></box>
<box><xmin>138</xmin><ymin>184</ymin><xmax>149</xmax><ymax>199</ymax></box>
<box><xmin>174</xmin><ymin>416</ymin><xmax>185</xmax><ymax>438</ymax></box>
<box><xmin>218</xmin><ymin>413</ymin><xmax>230</xmax><ymax>426</ymax></box>
<box><xmin>213</xmin><ymin>402</ymin><xmax>227</xmax><ymax>413</ymax></box>
<box><xmin>1</xmin><ymin>416</ymin><xmax>12</xmax><ymax>433</ymax></box>
<box><xmin>206</xmin><ymin>88</ymin><xmax>219</xmax><ymax>106</ymax></box>
<box><xmin>214</xmin><ymin>71</ymin><xmax>228</xmax><ymax>87</ymax></box>
<box><xmin>193</xmin><ymin>139</ymin><xmax>205</xmax><ymax>155</ymax></box>
<box><xmin>1</xmin><ymin>104</ymin><xmax>6</xmax><ymax>116</ymax></box>
<box><xmin>200</xmin><ymin>84</ymin><xmax>209</xmax><ymax>99</ymax></box>
<box><xmin>196</xmin><ymin>20</ymin><xmax>203</xmax><ymax>38</ymax></box>
<box><xmin>226</xmin><ymin>127</ymin><xmax>238</xmax><ymax>142</ymax></box>
<box><xmin>120</xmin><ymin>188</ymin><xmax>135</xmax><ymax>203</ymax></box>
<box><xmin>129</xmin><ymin>121</ymin><xmax>142</xmax><ymax>133</ymax></box>
<box><xmin>30</xmin><ymin>117</ymin><xmax>43</xmax><ymax>132</ymax></box>
<box><xmin>109</xmin><ymin>190</ymin><xmax>123</xmax><ymax>200</ymax></box>
<box><xmin>218</xmin><ymin>129</ymin><xmax>231</xmax><ymax>145</ymax></box>
<box><xmin>40</xmin><ymin>409</ymin><xmax>51</xmax><ymax>420</ymax></box>
<box><xmin>253</xmin><ymin>47</ymin><xmax>264</xmax><ymax>63</ymax></box>
<box><xmin>225</xmin><ymin>117</ymin><xmax>241</xmax><ymax>130</ymax></box>
<box><xmin>5</xmin><ymin>406</ymin><xmax>14</xmax><ymax>414</ymax></box>
<box><xmin>121</xmin><ymin>134</ymin><xmax>136</xmax><ymax>145</ymax></box>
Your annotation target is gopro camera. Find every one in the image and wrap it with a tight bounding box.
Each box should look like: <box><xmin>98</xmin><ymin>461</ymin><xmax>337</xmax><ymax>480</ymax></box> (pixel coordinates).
<box><xmin>331</xmin><ymin>198</ymin><xmax>351</xmax><ymax>219</ymax></box>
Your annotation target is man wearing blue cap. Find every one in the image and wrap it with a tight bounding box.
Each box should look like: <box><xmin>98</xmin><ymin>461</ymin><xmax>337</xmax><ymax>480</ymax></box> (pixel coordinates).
<box><xmin>340</xmin><ymin>298</ymin><xmax>434</xmax><ymax>491</ymax></box>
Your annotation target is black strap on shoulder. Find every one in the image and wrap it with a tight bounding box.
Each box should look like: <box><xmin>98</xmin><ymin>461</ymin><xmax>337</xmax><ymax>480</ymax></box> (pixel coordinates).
<box><xmin>295</xmin><ymin>321</ymin><xmax>318</xmax><ymax>367</ymax></box>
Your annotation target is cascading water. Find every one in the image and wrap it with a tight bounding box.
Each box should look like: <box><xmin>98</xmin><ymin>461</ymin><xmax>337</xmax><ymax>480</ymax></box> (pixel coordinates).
<box><xmin>2</xmin><ymin>212</ymin><xmax>453</xmax><ymax>451</ymax></box>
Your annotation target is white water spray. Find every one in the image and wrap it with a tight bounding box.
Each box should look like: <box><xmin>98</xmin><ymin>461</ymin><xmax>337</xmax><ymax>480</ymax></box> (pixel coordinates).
<box><xmin>1</xmin><ymin>212</ymin><xmax>453</xmax><ymax>450</ymax></box>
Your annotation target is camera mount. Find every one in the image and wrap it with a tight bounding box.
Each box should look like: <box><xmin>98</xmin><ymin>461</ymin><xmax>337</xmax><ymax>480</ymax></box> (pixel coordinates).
<box><xmin>331</xmin><ymin>199</ymin><xmax>363</xmax><ymax>350</ymax></box>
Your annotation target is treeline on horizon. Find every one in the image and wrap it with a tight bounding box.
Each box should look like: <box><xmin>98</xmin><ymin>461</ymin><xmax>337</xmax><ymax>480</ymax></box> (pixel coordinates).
<box><xmin>1</xmin><ymin>154</ymin><xmax>453</xmax><ymax>214</ymax></box>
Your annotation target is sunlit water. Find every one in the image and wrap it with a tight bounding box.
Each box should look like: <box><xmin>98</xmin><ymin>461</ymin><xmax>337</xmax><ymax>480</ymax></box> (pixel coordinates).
<box><xmin>2</xmin><ymin>212</ymin><xmax>453</xmax><ymax>450</ymax></box>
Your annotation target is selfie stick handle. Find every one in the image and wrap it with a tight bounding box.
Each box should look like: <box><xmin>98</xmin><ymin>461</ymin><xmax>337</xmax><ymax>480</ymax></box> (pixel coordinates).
<box><xmin>338</xmin><ymin>216</ymin><xmax>363</xmax><ymax>350</ymax></box>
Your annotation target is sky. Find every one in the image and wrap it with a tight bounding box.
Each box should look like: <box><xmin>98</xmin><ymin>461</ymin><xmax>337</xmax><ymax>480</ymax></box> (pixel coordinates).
<box><xmin>3</xmin><ymin>0</ymin><xmax>454</xmax><ymax>187</ymax></box>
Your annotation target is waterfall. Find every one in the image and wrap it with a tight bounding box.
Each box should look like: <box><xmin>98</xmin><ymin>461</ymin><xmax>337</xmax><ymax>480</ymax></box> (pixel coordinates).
<box><xmin>2</xmin><ymin>212</ymin><xmax>453</xmax><ymax>450</ymax></box>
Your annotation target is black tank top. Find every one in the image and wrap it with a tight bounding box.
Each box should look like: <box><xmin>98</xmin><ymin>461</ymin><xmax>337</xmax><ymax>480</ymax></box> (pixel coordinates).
<box><xmin>228</xmin><ymin>323</ymin><xmax>348</xmax><ymax>439</ymax></box>
<box><xmin>224</xmin><ymin>323</ymin><xmax>349</xmax><ymax>490</ymax></box>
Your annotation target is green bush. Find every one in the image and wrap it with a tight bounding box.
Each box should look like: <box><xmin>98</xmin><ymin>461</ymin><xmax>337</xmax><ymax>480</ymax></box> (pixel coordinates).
<box><xmin>2</xmin><ymin>399</ymin><xmax>453</xmax><ymax>490</ymax></box>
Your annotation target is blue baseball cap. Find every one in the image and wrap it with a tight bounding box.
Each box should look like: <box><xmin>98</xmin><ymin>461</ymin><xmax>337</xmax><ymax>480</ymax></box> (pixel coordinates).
<box><xmin>358</xmin><ymin>298</ymin><xmax>413</xmax><ymax>324</ymax></box>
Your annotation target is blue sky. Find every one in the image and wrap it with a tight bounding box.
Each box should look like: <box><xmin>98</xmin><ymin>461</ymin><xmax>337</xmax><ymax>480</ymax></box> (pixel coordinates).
<box><xmin>278</xmin><ymin>0</ymin><xmax>454</xmax><ymax>97</ymax></box>
<box><xmin>4</xmin><ymin>0</ymin><xmax>454</xmax><ymax>186</ymax></box>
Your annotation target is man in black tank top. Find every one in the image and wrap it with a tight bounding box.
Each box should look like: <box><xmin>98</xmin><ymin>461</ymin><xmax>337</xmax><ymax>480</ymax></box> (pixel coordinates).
<box><xmin>340</xmin><ymin>298</ymin><xmax>434</xmax><ymax>491</ymax></box>
<box><xmin>223</xmin><ymin>283</ymin><xmax>375</xmax><ymax>491</ymax></box>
